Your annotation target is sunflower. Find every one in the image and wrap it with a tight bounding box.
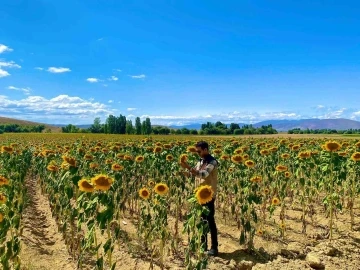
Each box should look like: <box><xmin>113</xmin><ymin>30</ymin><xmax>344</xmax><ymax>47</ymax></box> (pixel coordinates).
<box><xmin>78</xmin><ymin>179</ymin><xmax>95</xmax><ymax>193</ymax></box>
<box><xmin>292</xmin><ymin>145</ymin><xmax>300</xmax><ymax>151</ymax></box>
<box><xmin>231</xmin><ymin>155</ymin><xmax>243</xmax><ymax>164</ymax></box>
<box><xmin>0</xmin><ymin>176</ymin><xmax>9</xmax><ymax>186</ymax></box>
<box><xmin>124</xmin><ymin>155</ymin><xmax>133</xmax><ymax>161</ymax></box>
<box><xmin>111</xmin><ymin>163</ymin><xmax>124</xmax><ymax>171</ymax></box>
<box><xmin>213</xmin><ymin>148</ymin><xmax>222</xmax><ymax>155</ymax></box>
<box><xmin>257</xmin><ymin>229</ymin><xmax>264</xmax><ymax>236</ymax></box>
<box><xmin>245</xmin><ymin>160</ymin><xmax>255</xmax><ymax>168</ymax></box>
<box><xmin>148</xmin><ymin>179</ymin><xmax>155</xmax><ymax>187</ymax></box>
<box><xmin>135</xmin><ymin>155</ymin><xmax>145</xmax><ymax>163</ymax></box>
<box><xmin>195</xmin><ymin>185</ymin><xmax>213</xmax><ymax>205</ymax></box>
<box><xmin>0</xmin><ymin>213</ymin><xmax>3</xmax><ymax>223</ymax></box>
<box><xmin>228</xmin><ymin>167</ymin><xmax>234</xmax><ymax>173</ymax></box>
<box><xmin>105</xmin><ymin>159</ymin><xmax>113</xmax><ymax>164</ymax></box>
<box><xmin>284</xmin><ymin>171</ymin><xmax>291</xmax><ymax>178</ymax></box>
<box><xmin>234</xmin><ymin>148</ymin><xmax>243</xmax><ymax>154</ymax></box>
<box><xmin>62</xmin><ymin>156</ymin><xmax>77</xmax><ymax>167</ymax></box>
<box><xmin>187</xmin><ymin>146</ymin><xmax>197</xmax><ymax>153</ymax></box>
<box><xmin>272</xmin><ymin>197</ymin><xmax>280</xmax><ymax>206</ymax></box>
<box><xmin>338</xmin><ymin>151</ymin><xmax>347</xmax><ymax>157</ymax></box>
<box><xmin>275</xmin><ymin>165</ymin><xmax>288</xmax><ymax>172</ymax></box>
<box><xmin>298</xmin><ymin>151</ymin><xmax>311</xmax><ymax>159</ymax></box>
<box><xmin>139</xmin><ymin>188</ymin><xmax>150</xmax><ymax>200</ymax></box>
<box><xmin>270</xmin><ymin>146</ymin><xmax>278</xmax><ymax>152</ymax></box>
<box><xmin>1</xmin><ymin>146</ymin><xmax>13</xmax><ymax>154</ymax></box>
<box><xmin>154</xmin><ymin>183</ymin><xmax>169</xmax><ymax>195</ymax></box>
<box><xmin>179</xmin><ymin>154</ymin><xmax>188</xmax><ymax>163</ymax></box>
<box><xmin>47</xmin><ymin>164</ymin><xmax>59</xmax><ymax>172</ymax></box>
<box><xmin>324</xmin><ymin>141</ymin><xmax>341</xmax><ymax>152</ymax></box>
<box><xmin>153</xmin><ymin>146</ymin><xmax>163</xmax><ymax>153</ymax></box>
<box><xmin>260</xmin><ymin>149</ymin><xmax>270</xmax><ymax>156</ymax></box>
<box><xmin>163</xmin><ymin>144</ymin><xmax>172</xmax><ymax>149</ymax></box>
<box><xmin>280</xmin><ymin>223</ymin><xmax>286</xmax><ymax>229</ymax></box>
<box><xmin>250</xmin><ymin>175</ymin><xmax>262</xmax><ymax>183</ymax></box>
<box><xmin>84</xmin><ymin>154</ymin><xmax>94</xmax><ymax>161</ymax></box>
<box><xmin>89</xmin><ymin>162</ymin><xmax>99</xmax><ymax>169</ymax></box>
<box><xmin>351</xmin><ymin>152</ymin><xmax>360</xmax><ymax>162</ymax></box>
<box><xmin>166</xmin><ymin>154</ymin><xmax>174</xmax><ymax>161</ymax></box>
<box><xmin>220</xmin><ymin>154</ymin><xmax>230</xmax><ymax>160</ymax></box>
<box><xmin>0</xmin><ymin>194</ymin><xmax>6</xmax><ymax>204</ymax></box>
<box><xmin>116</xmin><ymin>153</ymin><xmax>125</xmax><ymax>159</ymax></box>
<box><xmin>263</xmin><ymin>188</ymin><xmax>270</xmax><ymax>195</ymax></box>
<box><xmin>355</xmin><ymin>142</ymin><xmax>360</xmax><ymax>148</ymax></box>
<box><xmin>281</xmin><ymin>153</ymin><xmax>290</xmax><ymax>159</ymax></box>
<box><xmin>91</xmin><ymin>174</ymin><xmax>114</xmax><ymax>191</ymax></box>
<box><xmin>61</xmin><ymin>162</ymin><xmax>70</xmax><ymax>170</ymax></box>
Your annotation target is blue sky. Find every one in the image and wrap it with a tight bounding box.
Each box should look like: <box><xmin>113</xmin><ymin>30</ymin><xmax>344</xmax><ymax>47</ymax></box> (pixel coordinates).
<box><xmin>1</xmin><ymin>0</ymin><xmax>360</xmax><ymax>125</ymax></box>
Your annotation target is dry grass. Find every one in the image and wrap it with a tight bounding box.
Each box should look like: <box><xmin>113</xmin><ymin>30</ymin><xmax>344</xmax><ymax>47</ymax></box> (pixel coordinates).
<box><xmin>0</xmin><ymin>116</ymin><xmax>61</xmax><ymax>132</ymax></box>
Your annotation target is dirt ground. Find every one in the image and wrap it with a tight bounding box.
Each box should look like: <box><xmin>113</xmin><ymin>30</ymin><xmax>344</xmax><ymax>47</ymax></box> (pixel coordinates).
<box><xmin>18</xmin><ymin>176</ymin><xmax>360</xmax><ymax>270</ymax></box>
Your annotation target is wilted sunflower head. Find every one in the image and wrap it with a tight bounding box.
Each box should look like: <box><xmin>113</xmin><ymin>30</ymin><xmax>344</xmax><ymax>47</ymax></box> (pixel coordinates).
<box><xmin>91</xmin><ymin>174</ymin><xmax>113</xmax><ymax>191</ymax></box>
<box><xmin>324</xmin><ymin>141</ymin><xmax>341</xmax><ymax>152</ymax></box>
<box><xmin>195</xmin><ymin>185</ymin><xmax>213</xmax><ymax>205</ymax></box>
<box><xmin>275</xmin><ymin>165</ymin><xmax>288</xmax><ymax>172</ymax></box>
<box><xmin>78</xmin><ymin>179</ymin><xmax>95</xmax><ymax>193</ymax></box>
<box><xmin>231</xmin><ymin>154</ymin><xmax>243</xmax><ymax>164</ymax></box>
<box><xmin>272</xmin><ymin>197</ymin><xmax>280</xmax><ymax>206</ymax></box>
<box><xmin>245</xmin><ymin>160</ymin><xmax>255</xmax><ymax>168</ymax></box>
<box><xmin>154</xmin><ymin>183</ymin><xmax>169</xmax><ymax>196</ymax></box>
<box><xmin>351</xmin><ymin>152</ymin><xmax>360</xmax><ymax>162</ymax></box>
<box><xmin>0</xmin><ymin>176</ymin><xmax>9</xmax><ymax>186</ymax></box>
<box><xmin>139</xmin><ymin>188</ymin><xmax>150</xmax><ymax>200</ymax></box>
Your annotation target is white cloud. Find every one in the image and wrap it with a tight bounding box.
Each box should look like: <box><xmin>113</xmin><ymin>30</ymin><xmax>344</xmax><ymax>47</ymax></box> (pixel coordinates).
<box><xmin>130</xmin><ymin>74</ymin><xmax>146</xmax><ymax>79</ymax></box>
<box><xmin>86</xmin><ymin>77</ymin><xmax>99</xmax><ymax>83</ymax></box>
<box><xmin>0</xmin><ymin>44</ymin><xmax>13</xmax><ymax>54</ymax></box>
<box><xmin>113</xmin><ymin>69</ymin><xmax>122</xmax><ymax>72</ymax></box>
<box><xmin>316</xmin><ymin>105</ymin><xmax>325</xmax><ymax>109</ymax></box>
<box><xmin>47</xmin><ymin>67</ymin><xmax>71</xmax><ymax>73</ymax></box>
<box><xmin>97</xmin><ymin>38</ymin><xmax>104</xmax><ymax>41</ymax></box>
<box><xmin>0</xmin><ymin>94</ymin><xmax>114</xmax><ymax>123</ymax></box>
<box><xmin>0</xmin><ymin>69</ymin><xmax>10</xmax><ymax>78</ymax></box>
<box><xmin>35</xmin><ymin>67</ymin><xmax>44</xmax><ymax>71</ymax></box>
<box><xmin>108</xmin><ymin>76</ymin><xmax>118</xmax><ymax>81</ymax></box>
<box><xmin>103</xmin><ymin>84</ymin><xmax>108</xmax><ymax>87</ymax></box>
<box><xmin>7</xmin><ymin>86</ymin><xmax>31</xmax><ymax>95</ymax></box>
<box><xmin>0</xmin><ymin>60</ymin><xmax>21</xmax><ymax>69</ymax></box>
<box><xmin>127</xmin><ymin>107</ymin><xmax>137</xmax><ymax>111</ymax></box>
<box><xmin>108</xmin><ymin>100</ymin><xmax>113</xmax><ymax>103</ymax></box>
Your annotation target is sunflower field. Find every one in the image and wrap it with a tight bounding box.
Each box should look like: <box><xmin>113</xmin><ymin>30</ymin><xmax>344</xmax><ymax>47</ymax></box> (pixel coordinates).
<box><xmin>0</xmin><ymin>133</ymin><xmax>360</xmax><ymax>270</ymax></box>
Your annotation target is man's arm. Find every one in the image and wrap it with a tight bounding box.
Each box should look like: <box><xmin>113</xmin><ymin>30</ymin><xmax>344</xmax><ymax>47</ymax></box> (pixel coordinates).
<box><xmin>193</xmin><ymin>160</ymin><xmax>217</xmax><ymax>178</ymax></box>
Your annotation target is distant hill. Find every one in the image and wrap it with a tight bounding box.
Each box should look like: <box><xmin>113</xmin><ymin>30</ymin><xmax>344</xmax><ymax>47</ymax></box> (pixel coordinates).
<box><xmin>253</xmin><ymin>118</ymin><xmax>360</xmax><ymax>131</ymax></box>
<box><xmin>0</xmin><ymin>116</ymin><xmax>61</xmax><ymax>132</ymax></box>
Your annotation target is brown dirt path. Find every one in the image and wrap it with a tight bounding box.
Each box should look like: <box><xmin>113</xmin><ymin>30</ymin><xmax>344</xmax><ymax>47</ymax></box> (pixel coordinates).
<box><xmin>20</xmin><ymin>176</ymin><xmax>76</xmax><ymax>270</ymax></box>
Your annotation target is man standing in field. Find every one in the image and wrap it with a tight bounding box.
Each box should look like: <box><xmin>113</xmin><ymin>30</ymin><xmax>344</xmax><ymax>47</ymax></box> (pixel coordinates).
<box><xmin>180</xmin><ymin>141</ymin><xmax>219</xmax><ymax>256</ymax></box>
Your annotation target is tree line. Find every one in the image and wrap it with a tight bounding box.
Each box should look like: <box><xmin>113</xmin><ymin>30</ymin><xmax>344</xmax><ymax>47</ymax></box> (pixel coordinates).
<box><xmin>0</xmin><ymin>124</ymin><xmax>46</xmax><ymax>134</ymax></box>
<box><xmin>288</xmin><ymin>128</ymin><xmax>360</xmax><ymax>134</ymax></box>
<box><xmin>199</xmin><ymin>122</ymin><xmax>278</xmax><ymax>135</ymax></box>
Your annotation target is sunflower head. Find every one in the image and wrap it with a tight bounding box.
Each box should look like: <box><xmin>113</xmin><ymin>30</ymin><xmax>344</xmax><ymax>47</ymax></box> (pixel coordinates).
<box><xmin>154</xmin><ymin>183</ymin><xmax>169</xmax><ymax>196</ymax></box>
<box><xmin>91</xmin><ymin>174</ymin><xmax>113</xmax><ymax>191</ymax></box>
<box><xmin>111</xmin><ymin>163</ymin><xmax>124</xmax><ymax>171</ymax></box>
<box><xmin>166</xmin><ymin>154</ymin><xmax>174</xmax><ymax>161</ymax></box>
<box><xmin>260</xmin><ymin>149</ymin><xmax>270</xmax><ymax>156</ymax></box>
<box><xmin>195</xmin><ymin>185</ymin><xmax>213</xmax><ymax>205</ymax></box>
<box><xmin>257</xmin><ymin>229</ymin><xmax>264</xmax><ymax>236</ymax></box>
<box><xmin>0</xmin><ymin>213</ymin><xmax>4</xmax><ymax>223</ymax></box>
<box><xmin>250</xmin><ymin>175</ymin><xmax>262</xmax><ymax>183</ymax></box>
<box><xmin>47</xmin><ymin>164</ymin><xmax>59</xmax><ymax>172</ymax></box>
<box><xmin>148</xmin><ymin>179</ymin><xmax>155</xmax><ymax>187</ymax></box>
<box><xmin>135</xmin><ymin>155</ymin><xmax>145</xmax><ymax>163</ymax></box>
<box><xmin>355</xmin><ymin>142</ymin><xmax>360</xmax><ymax>148</ymax></box>
<box><xmin>264</xmin><ymin>188</ymin><xmax>270</xmax><ymax>195</ymax></box>
<box><xmin>153</xmin><ymin>146</ymin><xmax>163</xmax><ymax>153</ymax></box>
<box><xmin>280</xmin><ymin>223</ymin><xmax>286</xmax><ymax>229</ymax></box>
<box><xmin>275</xmin><ymin>165</ymin><xmax>288</xmax><ymax>172</ymax></box>
<box><xmin>84</xmin><ymin>154</ymin><xmax>94</xmax><ymax>161</ymax></box>
<box><xmin>351</xmin><ymin>152</ymin><xmax>360</xmax><ymax>162</ymax></box>
<box><xmin>245</xmin><ymin>160</ymin><xmax>255</xmax><ymax>168</ymax></box>
<box><xmin>292</xmin><ymin>145</ymin><xmax>300</xmax><ymax>151</ymax></box>
<box><xmin>0</xmin><ymin>176</ymin><xmax>9</xmax><ymax>186</ymax></box>
<box><xmin>187</xmin><ymin>146</ymin><xmax>197</xmax><ymax>153</ymax></box>
<box><xmin>139</xmin><ymin>187</ymin><xmax>150</xmax><ymax>200</ymax></box>
<box><xmin>324</xmin><ymin>141</ymin><xmax>341</xmax><ymax>152</ymax></box>
<box><xmin>78</xmin><ymin>179</ymin><xmax>95</xmax><ymax>193</ymax></box>
<box><xmin>0</xmin><ymin>194</ymin><xmax>6</xmax><ymax>204</ymax></box>
<box><xmin>89</xmin><ymin>162</ymin><xmax>99</xmax><ymax>169</ymax></box>
<box><xmin>338</xmin><ymin>151</ymin><xmax>347</xmax><ymax>157</ymax></box>
<box><xmin>228</xmin><ymin>167</ymin><xmax>235</xmax><ymax>173</ymax></box>
<box><xmin>298</xmin><ymin>151</ymin><xmax>311</xmax><ymax>159</ymax></box>
<box><xmin>234</xmin><ymin>148</ymin><xmax>243</xmax><ymax>154</ymax></box>
<box><xmin>284</xmin><ymin>171</ymin><xmax>291</xmax><ymax>178</ymax></box>
<box><xmin>1</xmin><ymin>146</ymin><xmax>13</xmax><ymax>154</ymax></box>
<box><xmin>220</xmin><ymin>154</ymin><xmax>230</xmax><ymax>160</ymax></box>
<box><xmin>231</xmin><ymin>154</ymin><xmax>243</xmax><ymax>164</ymax></box>
<box><xmin>281</xmin><ymin>153</ymin><xmax>290</xmax><ymax>159</ymax></box>
<box><xmin>272</xmin><ymin>197</ymin><xmax>281</xmax><ymax>206</ymax></box>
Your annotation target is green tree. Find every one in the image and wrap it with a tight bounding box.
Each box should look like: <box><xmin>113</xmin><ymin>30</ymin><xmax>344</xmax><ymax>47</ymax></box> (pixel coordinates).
<box><xmin>135</xmin><ymin>117</ymin><xmax>142</xmax><ymax>135</ymax></box>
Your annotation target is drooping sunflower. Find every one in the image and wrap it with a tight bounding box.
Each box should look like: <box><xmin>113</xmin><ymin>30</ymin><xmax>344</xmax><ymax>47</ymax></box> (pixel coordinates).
<box><xmin>0</xmin><ymin>194</ymin><xmax>6</xmax><ymax>204</ymax></box>
<box><xmin>195</xmin><ymin>185</ymin><xmax>213</xmax><ymax>205</ymax></box>
<box><xmin>324</xmin><ymin>141</ymin><xmax>341</xmax><ymax>152</ymax></box>
<box><xmin>351</xmin><ymin>152</ymin><xmax>360</xmax><ymax>162</ymax></box>
<box><xmin>0</xmin><ymin>176</ymin><xmax>9</xmax><ymax>186</ymax></box>
<box><xmin>62</xmin><ymin>155</ymin><xmax>77</xmax><ymax>167</ymax></box>
<box><xmin>47</xmin><ymin>164</ymin><xmax>59</xmax><ymax>172</ymax></box>
<box><xmin>111</xmin><ymin>163</ymin><xmax>124</xmax><ymax>171</ymax></box>
<box><xmin>139</xmin><ymin>187</ymin><xmax>150</xmax><ymax>200</ymax></box>
<box><xmin>244</xmin><ymin>160</ymin><xmax>255</xmax><ymax>168</ymax></box>
<box><xmin>78</xmin><ymin>179</ymin><xmax>95</xmax><ymax>193</ymax></box>
<box><xmin>154</xmin><ymin>183</ymin><xmax>169</xmax><ymax>195</ymax></box>
<box><xmin>275</xmin><ymin>165</ymin><xmax>288</xmax><ymax>172</ymax></box>
<box><xmin>231</xmin><ymin>154</ymin><xmax>243</xmax><ymax>164</ymax></box>
<box><xmin>91</xmin><ymin>174</ymin><xmax>114</xmax><ymax>191</ymax></box>
<box><xmin>135</xmin><ymin>155</ymin><xmax>145</xmax><ymax>163</ymax></box>
<box><xmin>250</xmin><ymin>175</ymin><xmax>262</xmax><ymax>183</ymax></box>
<box><xmin>272</xmin><ymin>197</ymin><xmax>281</xmax><ymax>206</ymax></box>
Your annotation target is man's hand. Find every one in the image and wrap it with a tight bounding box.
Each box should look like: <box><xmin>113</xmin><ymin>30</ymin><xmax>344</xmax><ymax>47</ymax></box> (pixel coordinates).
<box><xmin>180</xmin><ymin>162</ymin><xmax>190</xmax><ymax>170</ymax></box>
